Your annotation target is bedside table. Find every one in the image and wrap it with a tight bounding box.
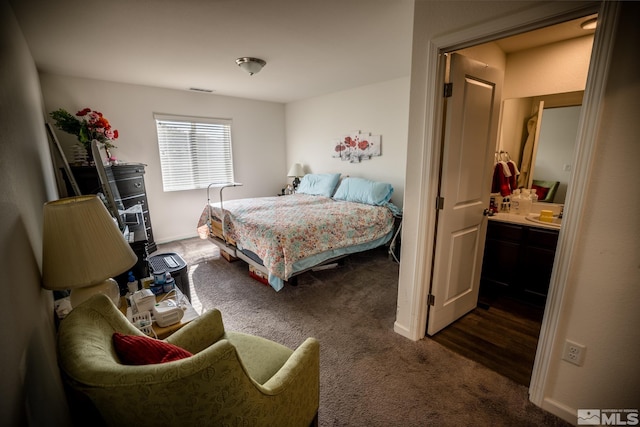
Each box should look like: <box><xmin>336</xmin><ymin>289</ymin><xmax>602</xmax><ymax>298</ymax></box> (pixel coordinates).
<box><xmin>278</xmin><ymin>184</ymin><xmax>294</xmax><ymax>196</ymax></box>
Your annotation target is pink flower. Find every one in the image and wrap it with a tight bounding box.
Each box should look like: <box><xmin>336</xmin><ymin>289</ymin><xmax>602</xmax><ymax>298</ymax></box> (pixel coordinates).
<box><xmin>50</xmin><ymin>107</ymin><xmax>119</xmax><ymax>150</ymax></box>
<box><xmin>344</xmin><ymin>136</ymin><xmax>356</xmax><ymax>147</ymax></box>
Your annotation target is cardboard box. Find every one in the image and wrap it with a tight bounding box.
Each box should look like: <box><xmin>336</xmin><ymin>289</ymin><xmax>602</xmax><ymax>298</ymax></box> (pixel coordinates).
<box><xmin>248</xmin><ymin>265</ymin><xmax>268</xmax><ymax>286</ymax></box>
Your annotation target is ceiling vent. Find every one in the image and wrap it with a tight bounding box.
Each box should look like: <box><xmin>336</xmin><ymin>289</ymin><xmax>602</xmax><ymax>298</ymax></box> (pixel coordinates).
<box><xmin>189</xmin><ymin>87</ymin><xmax>214</xmax><ymax>93</ymax></box>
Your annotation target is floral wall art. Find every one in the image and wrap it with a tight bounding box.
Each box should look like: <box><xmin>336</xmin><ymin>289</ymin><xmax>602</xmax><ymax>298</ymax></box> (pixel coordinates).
<box><xmin>332</xmin><ymin>130</ymin><xmax>381</xmax><ymax>163</ymax></box>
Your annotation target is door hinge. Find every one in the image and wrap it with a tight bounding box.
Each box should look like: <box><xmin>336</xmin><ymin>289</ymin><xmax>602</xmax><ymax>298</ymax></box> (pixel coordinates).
<box><xmin>436</xmin><ymin>196</ymin><xmax>445</xmax><ymax>210</ymax></box>
<box><xmin>444</xmin><ymin>82</ymin><xmax>453</xmax><ymax>98</ymax></box>
<box><xmin>427</xmin><ymin>294</ymin><xmax>435</xmax><ymax>306</ymax></box>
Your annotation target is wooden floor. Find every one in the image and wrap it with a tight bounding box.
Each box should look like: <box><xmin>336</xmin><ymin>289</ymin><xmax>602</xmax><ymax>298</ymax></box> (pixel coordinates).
<box><xmin>430</xmin><ymin>296</ymin><xmax>545</xmax><ymax>386</ymax></box>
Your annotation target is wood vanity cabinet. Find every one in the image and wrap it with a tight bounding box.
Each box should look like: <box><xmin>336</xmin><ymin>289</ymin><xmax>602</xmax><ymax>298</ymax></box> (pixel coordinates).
<box><xmin>480</xmin><ymin>220</ymin><xmax>559</xmax><ymax>306</ymax></box>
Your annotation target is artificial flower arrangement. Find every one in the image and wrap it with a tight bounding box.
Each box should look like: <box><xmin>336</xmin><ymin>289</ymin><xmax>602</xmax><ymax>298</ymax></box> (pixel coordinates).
<box><xmin>50</xmin><ymin>107</ymin><xmax>119</xmax><ymax>162</ymax></box>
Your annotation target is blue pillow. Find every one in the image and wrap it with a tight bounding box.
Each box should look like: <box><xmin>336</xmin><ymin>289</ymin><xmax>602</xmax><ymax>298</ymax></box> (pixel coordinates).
<box><xmin>296</xmin><ymin>173</ymin><xmax>341</xmax><ymax>197</ymax></box>
<box><xmin>333</xmin><ymin>177</ymin><xmax>393</xmax><ymax>206</ymax></box>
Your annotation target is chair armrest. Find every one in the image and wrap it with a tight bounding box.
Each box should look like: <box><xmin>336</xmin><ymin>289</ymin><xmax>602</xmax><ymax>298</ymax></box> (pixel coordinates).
<box><xmin>260</xmin><ymin>337</ymin><xmax>320</xmax><ymax>394</ymax></box>
<box><xmin>166</xmin><ymin>309</ymin><xmax>225</xmax><ymax>353</ymax></box>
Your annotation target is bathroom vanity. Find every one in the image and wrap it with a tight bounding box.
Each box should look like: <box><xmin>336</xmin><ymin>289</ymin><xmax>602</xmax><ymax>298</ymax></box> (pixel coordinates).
<box><xmin>480</xmin><ymin>210</ymin><xmax>561</xmax><ymax>307</ymax></box>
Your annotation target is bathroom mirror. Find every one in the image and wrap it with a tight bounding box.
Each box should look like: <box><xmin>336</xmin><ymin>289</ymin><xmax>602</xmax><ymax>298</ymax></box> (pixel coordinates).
<box><xmin>497</xmin><ymin>91</ymin><xmax>583</xmax><ymax>204</ymax></box>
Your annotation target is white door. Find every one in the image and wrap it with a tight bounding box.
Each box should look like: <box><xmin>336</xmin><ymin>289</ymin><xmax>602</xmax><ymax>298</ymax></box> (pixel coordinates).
<box><xmin>426</xmin><ymin>53</ymin><xmax>502</xmax><ymax>336</ymax></box>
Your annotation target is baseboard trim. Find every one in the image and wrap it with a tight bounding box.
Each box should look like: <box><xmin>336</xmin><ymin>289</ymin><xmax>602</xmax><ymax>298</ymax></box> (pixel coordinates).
<box><xmin>541</xmin><ymin>397</ymin><xmax>576</xmax><ymax>425</ymax></box>
<box><xmin>393</xmin><ymin>321</ymin><xmax>414</xmax><ymax>340</ymax></box>
<box><xmin>154</xmin><ymin>233</ymin><xmax>200</xmax><ymax>245</ymax></box>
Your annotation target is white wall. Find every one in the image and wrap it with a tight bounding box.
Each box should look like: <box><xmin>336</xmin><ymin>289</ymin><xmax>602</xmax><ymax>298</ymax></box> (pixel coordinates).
<box><xmin>285</xmin><ymin>78</ymin><xmax>410</xmax><ymax>207</ymax></box>
<box><xmin>457</xmin><ymin>41</ymin><xmax>507</xmax><ymax>74</ymax></box>
<box><xmin>0</xmin><ymin>1</ymin><xmax>70</xmax><ymax>424</ymax></box>
<box><xmin>39</xmin><ymin>74</ymin><xmax>286</xmax><ymax>243</ymax></box>
<box><xmin>401</xmin><ymin>0</ymin><xmax>640</xmax><ymax>423</ymax></box>
<box><xmin>504</xmin><ymin>35</ymin><xmax>593</xmax><ymax>100</ymax></box>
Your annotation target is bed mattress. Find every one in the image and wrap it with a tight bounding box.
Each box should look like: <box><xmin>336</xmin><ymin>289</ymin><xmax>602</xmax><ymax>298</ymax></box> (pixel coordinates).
<box><xmin>197</xmin><ymin>194</ymin><xmax>395</xmax><ymax>290</ymax></box>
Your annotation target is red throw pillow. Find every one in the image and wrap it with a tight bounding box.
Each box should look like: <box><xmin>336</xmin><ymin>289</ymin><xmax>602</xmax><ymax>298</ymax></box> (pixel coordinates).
<box><xmin>531</xmin><ymin>184</ymin><xmax>550</xmax><ymax>201</ymax></box>
<box><xmin>112</xmin><ymin>332</ymin><xmax>193</xmax><ymax>365</ymax></box>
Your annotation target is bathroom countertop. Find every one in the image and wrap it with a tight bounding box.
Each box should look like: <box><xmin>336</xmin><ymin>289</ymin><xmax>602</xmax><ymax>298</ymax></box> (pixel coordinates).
<box><xmin>488</xmin><ymin>212</ymin><xmax>561</xmax><ymax>230</ymax></box>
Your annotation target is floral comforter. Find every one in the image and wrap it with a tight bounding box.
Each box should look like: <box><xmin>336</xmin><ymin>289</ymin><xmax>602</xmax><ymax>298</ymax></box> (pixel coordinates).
<box><xmin>197</xmin><ymin>194</ymin><xmax>394</xmax><ymax>282</ymax></box>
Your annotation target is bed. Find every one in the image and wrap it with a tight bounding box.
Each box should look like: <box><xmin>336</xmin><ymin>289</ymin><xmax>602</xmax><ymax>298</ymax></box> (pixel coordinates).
<box><xmin>196</xmin><ymin>174</ymin><xmax>401</xmax><ymax>291</ymax></box>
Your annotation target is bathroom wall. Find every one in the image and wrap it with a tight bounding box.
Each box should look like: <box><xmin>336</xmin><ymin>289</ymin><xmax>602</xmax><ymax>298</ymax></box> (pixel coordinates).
<box><xmin>503</xmin><ymin>35</ymin><xmax>594</xmax><ymax>100</ymax></box>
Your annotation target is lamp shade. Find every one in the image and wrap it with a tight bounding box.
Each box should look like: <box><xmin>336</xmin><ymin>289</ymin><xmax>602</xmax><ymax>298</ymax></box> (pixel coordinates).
<box><xmin>42</xmin><ymin>195</ymin><xmax>137</xmax><ymax>291</ymax></box>
<box><xmin>287</xmin><ymin>163</ymin><xmax>305</xmax><ymax>178</ymax></box>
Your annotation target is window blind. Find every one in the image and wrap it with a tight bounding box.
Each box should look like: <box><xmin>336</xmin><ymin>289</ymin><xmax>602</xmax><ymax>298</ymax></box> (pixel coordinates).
<box><xmin>154</xmin><ymin>114</ymin><xmax>234</xmax><ymax>192</ymax></box>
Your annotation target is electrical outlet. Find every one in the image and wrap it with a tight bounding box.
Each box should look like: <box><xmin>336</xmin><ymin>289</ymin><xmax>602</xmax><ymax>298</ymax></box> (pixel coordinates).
<box><xmin>562</xmin><ymin>340</ymin><xmax>586</xmax><ymax>366</ymax></box>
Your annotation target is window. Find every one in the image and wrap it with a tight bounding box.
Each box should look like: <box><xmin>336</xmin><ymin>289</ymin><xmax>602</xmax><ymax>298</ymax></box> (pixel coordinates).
<box><xmin>154</xmin><ymin>114</ymin><xmax>234</xmax><ymax>192</ymax></box>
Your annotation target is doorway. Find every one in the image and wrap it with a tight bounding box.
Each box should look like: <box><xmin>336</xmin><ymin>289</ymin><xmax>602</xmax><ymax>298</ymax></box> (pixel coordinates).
<box><xmin>426</xmin><ymin>12</ymin><xmax>597</xmax><ymax>386</ymax></box>
<box><xmin>393</xmin><ymin>0</ymin><xmax>618</xmax><ymax>414</ymax></box>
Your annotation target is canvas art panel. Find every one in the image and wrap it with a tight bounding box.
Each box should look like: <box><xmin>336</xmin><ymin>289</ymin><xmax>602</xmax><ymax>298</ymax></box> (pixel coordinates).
<box><xmin>332</xmin><ymin>131</ymin><xmax>381</xmax><ymax>163</ymax></box>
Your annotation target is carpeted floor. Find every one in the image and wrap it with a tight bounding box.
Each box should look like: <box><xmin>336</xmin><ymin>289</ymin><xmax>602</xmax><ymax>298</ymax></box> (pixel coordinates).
<box><xmin>154</xmin><ymin>237</ymin><xmax>570</xmax><ymax>427</ymax></box>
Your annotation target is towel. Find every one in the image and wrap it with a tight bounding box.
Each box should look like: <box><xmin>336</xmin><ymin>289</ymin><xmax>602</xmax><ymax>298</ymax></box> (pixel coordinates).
<box><xmin>499</xmin><ymin>161</ymin><xmax>512</xmax><ymax>177</ymax></box>
<box><xmin>506</xmin><ymin>160</ymin><xmax>520</xmax><ymax>192</ymax></box>
<box><xmin>492</xmin><ymin>162</ymin><xmax>511</xmax><ymax>196</ymax></box>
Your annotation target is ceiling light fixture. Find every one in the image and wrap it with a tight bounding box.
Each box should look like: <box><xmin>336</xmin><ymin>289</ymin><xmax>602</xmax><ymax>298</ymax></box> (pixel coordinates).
<box><xmin>580</xmin><ymin>17</ymin><xmax>597</xmax><ymax>30</ymax></box>
<box><xmin>235</xmin><ymin>57</ymin><xmax>266</xmax><ymax>75</ymax></box>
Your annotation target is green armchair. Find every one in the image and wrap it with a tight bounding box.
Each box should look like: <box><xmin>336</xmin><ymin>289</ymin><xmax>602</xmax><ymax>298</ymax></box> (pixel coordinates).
<box><xmin>531</xmin><ymin>179</ymin><xmax>560</xmax><ymax>203</ymax></box>
<box><xmin>57</xmin><ymin>294</ymin><xmax>320</xmax><ymax>426</ymax></box>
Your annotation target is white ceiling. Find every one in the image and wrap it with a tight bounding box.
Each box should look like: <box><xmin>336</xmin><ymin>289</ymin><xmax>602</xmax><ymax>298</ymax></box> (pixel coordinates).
<box><xmin>9</xmin><ymin>1</ymin><xmax>596</xmax><ymax>104</ymax></box>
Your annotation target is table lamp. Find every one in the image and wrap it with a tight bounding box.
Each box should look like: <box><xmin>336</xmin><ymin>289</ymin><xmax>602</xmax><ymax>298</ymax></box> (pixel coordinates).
<box><xmin>42</xmin><ymin>195</ymin><xmax>137</xmax><ymax>308</ymax></box>
<box><xmin>287</xmin><ymin>163</ymin><xmax>305</xmax><ymax>191</ymax></box>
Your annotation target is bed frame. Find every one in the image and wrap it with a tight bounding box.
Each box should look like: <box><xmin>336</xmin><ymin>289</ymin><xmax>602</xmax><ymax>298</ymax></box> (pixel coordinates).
<box><xmin>205</xmin><ymin>183</ymin><xmax>347</xmax><ymax>286</ymax></box>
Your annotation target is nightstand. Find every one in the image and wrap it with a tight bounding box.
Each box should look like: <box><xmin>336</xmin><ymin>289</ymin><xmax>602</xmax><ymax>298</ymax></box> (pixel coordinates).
<box><xmin>278</xmin><ymin>184</ymin><xmax>294</xmax><ymax>196</ymax></box>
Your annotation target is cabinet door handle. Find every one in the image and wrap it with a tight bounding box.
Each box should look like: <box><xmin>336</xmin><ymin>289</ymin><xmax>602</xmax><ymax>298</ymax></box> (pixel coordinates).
<box><xmin>134</xmin><ymin>182</ymin><xmax>142</xmax><ymax>188</ymax></box>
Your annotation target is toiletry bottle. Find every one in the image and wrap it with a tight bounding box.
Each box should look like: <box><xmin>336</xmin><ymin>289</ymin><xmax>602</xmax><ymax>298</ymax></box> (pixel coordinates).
<box><xmin>511</xmin><ymin>189</ymin><xmax>521</xmax><ymax>215</ymax></box>
<box><xmin>520</xmin><ymin>189</ymin><xmax>531</xmax><ymax>215</ymax></box>
<box><xmin>501</xmin><ymin>196</ymin><xmax>510</xmax><ymax>213</ymax></box>
<box><xmin>530</xmin><ymin>188</ymin><xmax>538</xmax><ymax>204</ymax></box>
<box><xmin>127</xmin><ymin>271</ymin><xmax>138</xmax><ymax>294</ymax></box>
